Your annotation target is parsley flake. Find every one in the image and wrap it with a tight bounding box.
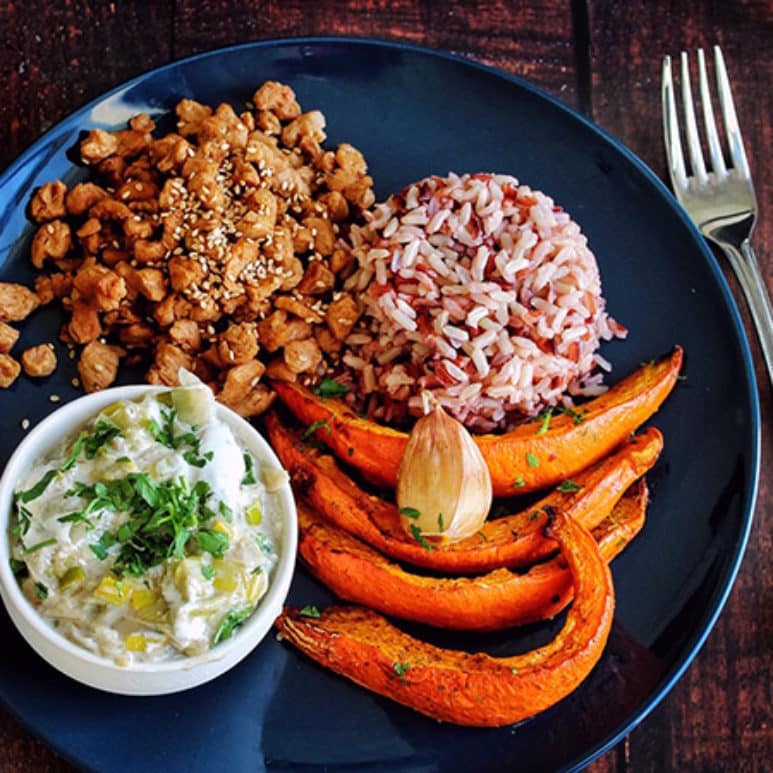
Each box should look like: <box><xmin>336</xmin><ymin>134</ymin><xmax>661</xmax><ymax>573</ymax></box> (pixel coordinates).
<box><xmin>301</xmin><ymin>419</ymin><xmax>332</xmax><ymax>442</ymax></box>
<box><xmin>526</xmin><ymin>452</ymin><xmax>540</xmax><ymax>468</ymax></box>
<box><xmin>300</xmin><ymin>605</ymin><xmax>321</xmax><ymax>618</ymax></box>
<box><xmin>23</xmin><ymin>538</ymin><xmax>57</xmax><ymax>555</ymax></box>
<box><xmin>557</xmin><ymin>480</ymin><xmax>581</xmax><ymax>494</ymax></box>
<box><xmin>89</xmin><ymin>543</ymin><xmax>109</xmax><ymax>560</ymax></box>
<box><xmin>195</xmin><ymin>528</ymin><xmax>229</xmax><ymax>558</ymax></box>
<box><xmin>9</xmin><ymin>558</ymin><xmax>27</xmax><ymax>577</ymax></box>
<box><xmin>512</xmin><ymin>476</ymin><xmax>525</xmax><ymax>489</ymax></box>
<box><xmin>393</xmin><ymin>661</ymin><xmax>411</xmax><ymax>678</ymax></box>
<box><xmin>16</xmin><ymin>469</ymin><xmax>58</xmax><ymax>503</ymax></box>
<box><xmin>399</xmin><ymin>507</ymin><xmax>421</xmax><ymax>520</ymax></box>
<box><xmin>313</xmin><ymin>378</ymin><xmax>349</xmax><ymax>399</ymax></box>
<box><xmin>535</xmin><ymin>408</ymin><xmax>553</xmax><ymax>436</ymax></box>
<box><xmin>33</xmin><ymin>582</ymin><xmax>49</xmax><ymax>601</ymax></box>
<box><xmin>409</xmin><ymin>524</ymin><xmax>434</xmax><ymax>551</ymax></box>
<box><xmin>558</xmin><ymin>406</ymin><xmax>586</xmax><ymax>425</ymax></box>
<box><xmin>213</xmin><ymin>607</ymin><xmax>253</xmax><ymax>645</ymax></box>
<box><xmin>241</xmin><ymin>452</ymin><xmax>257</xmax><ymax>485</ymax></box>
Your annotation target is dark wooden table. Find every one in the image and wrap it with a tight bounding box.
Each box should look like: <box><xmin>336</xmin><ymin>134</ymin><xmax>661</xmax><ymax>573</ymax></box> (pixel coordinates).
<box><xmin>1</xmin><ymin>2</ymin><xmax>770</xmax><ymax>770</ymax></box>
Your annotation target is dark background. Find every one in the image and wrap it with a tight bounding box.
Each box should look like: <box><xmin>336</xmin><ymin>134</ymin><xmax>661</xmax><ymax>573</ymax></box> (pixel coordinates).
<box><xmin>0</xmin><ymin>1</ymin><xmax>770</xmax><ymax>771</ymax></box>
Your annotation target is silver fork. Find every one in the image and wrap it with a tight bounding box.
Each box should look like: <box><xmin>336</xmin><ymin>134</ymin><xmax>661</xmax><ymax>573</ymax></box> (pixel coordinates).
<box><xmin>662</xmin><ymin>46</ymin><xmax>773</xmax><ymax>385</ymax></box>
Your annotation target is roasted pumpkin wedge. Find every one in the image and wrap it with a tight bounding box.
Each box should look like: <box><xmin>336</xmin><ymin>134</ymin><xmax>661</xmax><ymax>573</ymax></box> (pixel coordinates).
<box><xmin>272</xmin><ymin>347</ymin><xmax>681</xmax><ymax>496</ymax></box>
<box><xmin>296</xmin><ymin>478</ymin><xmax>646</xmax><ymax>631</ymax></box>
<box><xmin>266</xmin><ymin>412</ymin><xmax>662</xmax><ymax>573</ymax></box>
<box><xmin>276</xmin><ymin>508</ymin><xmax>615</xmax><ymax>727</ymax></box>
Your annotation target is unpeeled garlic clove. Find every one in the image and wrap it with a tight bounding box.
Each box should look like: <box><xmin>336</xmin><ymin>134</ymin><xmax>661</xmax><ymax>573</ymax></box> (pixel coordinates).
<box><xmin>396</xmin><ymin>395</ymin><xmax>492</xmax><ymax>542</ymax></box>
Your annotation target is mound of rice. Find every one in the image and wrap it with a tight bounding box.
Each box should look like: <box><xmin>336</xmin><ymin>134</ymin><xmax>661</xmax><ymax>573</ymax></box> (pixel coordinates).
<box><xmin>339</xmin><ymin>172</ymin><xmax>626</xmax><ymax>431</ymax></box>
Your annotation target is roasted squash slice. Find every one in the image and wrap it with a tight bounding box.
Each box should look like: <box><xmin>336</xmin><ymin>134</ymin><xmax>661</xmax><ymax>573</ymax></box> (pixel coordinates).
<box><xmin>266</xmin><ymin>412</ymin><xmax>662</xmax><ymax>573</ymax></box>
<box><xmin>276</xmin><ymin>507</ymin><xmax>615</xmax><ymax>727</ymax></box>
<box><xmin>272</xmin><ymin>347</ymin><xmax>681</xmax><ymax>496</ymax></box>
<box><xmin>297</xmin><ymin>478</ymin><xmax>646</xmax><ymax>631</ymax></box>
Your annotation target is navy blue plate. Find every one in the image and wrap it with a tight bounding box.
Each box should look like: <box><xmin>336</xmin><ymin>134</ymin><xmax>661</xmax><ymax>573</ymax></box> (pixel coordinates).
<box><xmin>0</xmin><ymin>38</ymin><xmax>759</xmax><ymax>772</ymax></box>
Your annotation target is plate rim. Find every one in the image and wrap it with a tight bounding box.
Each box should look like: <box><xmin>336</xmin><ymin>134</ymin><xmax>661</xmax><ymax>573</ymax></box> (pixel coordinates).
<box><xmin>0</xmin><ymin>34</ymin><xmax>761</xmax><ymax>773</ymax></box>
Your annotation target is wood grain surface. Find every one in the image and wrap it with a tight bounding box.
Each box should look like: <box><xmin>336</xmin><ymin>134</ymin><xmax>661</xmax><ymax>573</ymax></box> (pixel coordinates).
<box><xmin>0</xmin><ymin>1</ymin><xmax>770</xmax><ymax>771</ymax></box>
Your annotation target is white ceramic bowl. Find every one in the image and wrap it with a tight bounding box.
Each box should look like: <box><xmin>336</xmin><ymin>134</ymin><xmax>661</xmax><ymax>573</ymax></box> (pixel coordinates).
<box><xmin>0</xmin><ymin>384</ymin><xmax>297</xmax><ymax>695</ymax></box>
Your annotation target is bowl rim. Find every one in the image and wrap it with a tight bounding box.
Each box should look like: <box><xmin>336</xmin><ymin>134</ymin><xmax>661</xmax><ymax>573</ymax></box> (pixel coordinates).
<box><xmin>0</xmin><ymin>383</ymin><xmax>297</xmax><ymax>678</ymax></box>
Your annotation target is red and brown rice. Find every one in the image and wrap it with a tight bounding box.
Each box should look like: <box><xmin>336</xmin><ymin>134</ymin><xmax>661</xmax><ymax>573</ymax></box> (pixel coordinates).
<box><xmin>337</xmin><ymin>172</ymin><xmax>627</xmax><ymax>431</ymax></box>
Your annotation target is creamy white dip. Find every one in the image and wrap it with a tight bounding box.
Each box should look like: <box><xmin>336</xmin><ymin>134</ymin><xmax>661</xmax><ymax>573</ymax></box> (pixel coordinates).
<box><xmin>9</xmin><ymin>382</ymin><xmax>283</xmax><ymax>666</ymax></box>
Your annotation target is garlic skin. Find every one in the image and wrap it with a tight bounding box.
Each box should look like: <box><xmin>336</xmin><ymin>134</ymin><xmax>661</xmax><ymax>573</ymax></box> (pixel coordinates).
<box><xmin>396</xmin><ymin>398</ymin><xmax>493</xmax><ymax>542</ymax></box>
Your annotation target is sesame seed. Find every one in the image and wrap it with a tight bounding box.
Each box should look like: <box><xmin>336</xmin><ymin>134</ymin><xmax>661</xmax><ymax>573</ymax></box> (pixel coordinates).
<box><xmin>49</xmin><ymin>394</ymin><xmax>61</xmax><ymax>403</ymax></box>
<box><xmin>21</xmin><ymin>418</ymin><xmax>30</xmax><ymax>430</ymax></box>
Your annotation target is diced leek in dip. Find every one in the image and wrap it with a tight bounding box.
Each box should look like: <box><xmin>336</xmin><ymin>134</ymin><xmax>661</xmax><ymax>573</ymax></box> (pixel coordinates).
<box><xmin>8</xmin><ymin>381</ymin><xmax>282</xmax><ymax>666</ymax></box>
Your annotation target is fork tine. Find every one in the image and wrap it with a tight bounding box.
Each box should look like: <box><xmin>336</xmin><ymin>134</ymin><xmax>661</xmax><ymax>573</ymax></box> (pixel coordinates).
<box><xmin>714</xmin><ymin>45</ymin><xmax>751</xmax><ymax>178</ymax></box>
<box><xmin>662</xmin><ymin>55</ymin><xmax>688</xmax><ymax>190</ymax></box>
<box><xmin>680</xmin><ymin>52</ymin><xmax>708</xmax><ymax>183</ymax></box>
<box><xmin>697</xmin><ymin>48</ymin><xmax>727</xmax><ymax>176</ymax></box>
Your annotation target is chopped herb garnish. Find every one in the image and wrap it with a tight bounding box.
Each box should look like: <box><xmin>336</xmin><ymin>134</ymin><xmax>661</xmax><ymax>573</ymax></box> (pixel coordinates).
<box><xmin>393</xmin><ymin>661</ymin><xmax>410</xmax><ymax>678</ymax></box>
<box><xmin>183</xmin><ymin>449</ymin><xmax>213</xmax><ymax>468</ymax></box>
<box><xmin>256</xmin><ymin>534</ymin><xmax>274</xmax><ymax>555</ymax></box>
<box><xmin>14</xmin><ymin>419</ymin><xmax>124</xmax><ymax>536</ymax></box>
<box><xmin>301</xmin><ymin>419</ymin><xmax>332</xmax><ymax>442</ymax></box>
<box><xmin>9</xmin><ymin>558</ymin><xmax>27</xmax><ymax>576</ymax></box>
<box><xmin>117</xmin><ymin>456</ymin><xmax>132</xmax><ymax>464</ymax></box>
<box><xmin>557</xmin><ymin>479</ymin><xmax>581</xmax><ymax>494</ymax></box>
<box><xmin>147</xmin><ymin>409</ymin><xmax>207</xmax><ymax>465</ymax></box>
<box><xmin>437</xmin><ymin>512</ymin><xmax>445</xmax><ymax>531</ymax></box>
<box><xmin>477</xmin><ymin>530</ymin><xmax>488</xmax><ymax>543</ymax></box>
<box><xmin>60</xmin><ymin>433</ymin><xmax>85</xmax><ymax>471</ymax></box>
<box><xmin>535</xmin><ymin>408</ymin><xmax>553</xmax><ymax>436</ymax></box>
<box><xmin>16</xmin><ymin>469</ymin><xmax>58</xmax><ymax>503</ymax></box>
<box><xmin>558</xmin><ymin>406</ymin><xmax>586</xmax><ymax>425</ymax></box>
<box><xmin>201</xmin><ymin>564</ymin><xmax>215</xmax><ymax>580</ymax></box>
<box><xmin>510</xmin><ymin>667</ymin><xmax>519</xmax><ymax>675</ymax></box>
<box><xmin>172</xmin><ymin>527</ymin><xmax>192</xmax><ymax>559</ymax></box>
<box><xmin>313</xmin><ymin>378</ymin><xmax>349</xmax><ymax>399</ymax></box>
<box><xmin>241</xmin><ymin>452</ymin><xmax>257</xmax><ymax>485</ymax></box>
<box><xmin>528</xmin><ymin>510</ymin><xmax>541</xmax><ymax>521</ymax></box>
<box><xmin>213</xmin><ymin>607</ymin><xmax>253</xmax><ymax>645</ymax></box>
<box><xmin>23</xmin><ymin>538</ymin><xmax>57</xmax><ymax>555</ymax></box>
<box><xmin>33</xmin><ymin>582</ymin><xmax>49</xmax><ymax>601</ymax></box>
<box><xmin>512</xmin><ymin>476</ymin><xmax>525</xmax><ymax>489</ymax></box>
<box><xmin>195</xmin><ymin>528</ymin><xmax>229</xmax><ymax>558</ymax></box>
<box><xmin>300</xmin><ymin>605</ymin><xmax>321</xmax><ymax>618</ymax></box>
<box><xmin>146</xmin><ymin>407</ymin><xmax>177</xmax><ymax>449</ymax></box>
<box><xmin>218</xmin><ymin>501</ymin><xmax>233</xmax><ymax>522</ymax></box>
<box><xmin>409</xmin><ymin>524</ymin><xmax>434</xmax><ymax>551</ymax></box>
<box><xmin>83</xmin><ymin>419</ymin><xmax>122</xmax><ymax>459</ymax></box>
<box><xmin>525</xmin><ymin>452</ymin><xmax>540</xmax><ymax>468</ymax></box>
<box><xmin>61</xmin><ymin>474</ymin><xmax>215</xmax><ymax>577</ymax></box>
<box><xmin>615</xmin><ymin>537</ymin><xmax>627</xmax><ymax>548</ymax></box>
<box><xmin>12</xmin><ymin>505</ymin><xmax>32</xmax><ymax>537</ymax></box>
<box><xmin>399</xmin><ymin>507</ymin><xmax>421</xmax><ymax>520</ymax></box>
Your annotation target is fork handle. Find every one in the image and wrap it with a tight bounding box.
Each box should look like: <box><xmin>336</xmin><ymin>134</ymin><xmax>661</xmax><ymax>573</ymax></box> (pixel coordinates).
<box><xmin>719</xmin><ymin>239</ymin><xmax>773</xmax><ymax>387</ymax></box>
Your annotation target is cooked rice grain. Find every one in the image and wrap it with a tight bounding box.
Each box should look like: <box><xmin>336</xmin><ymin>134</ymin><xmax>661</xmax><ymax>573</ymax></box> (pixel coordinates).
<box><xmin>339</xmin><ymin>172</ymin><xmax>626</xmax><ymax>431</ymax></box>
